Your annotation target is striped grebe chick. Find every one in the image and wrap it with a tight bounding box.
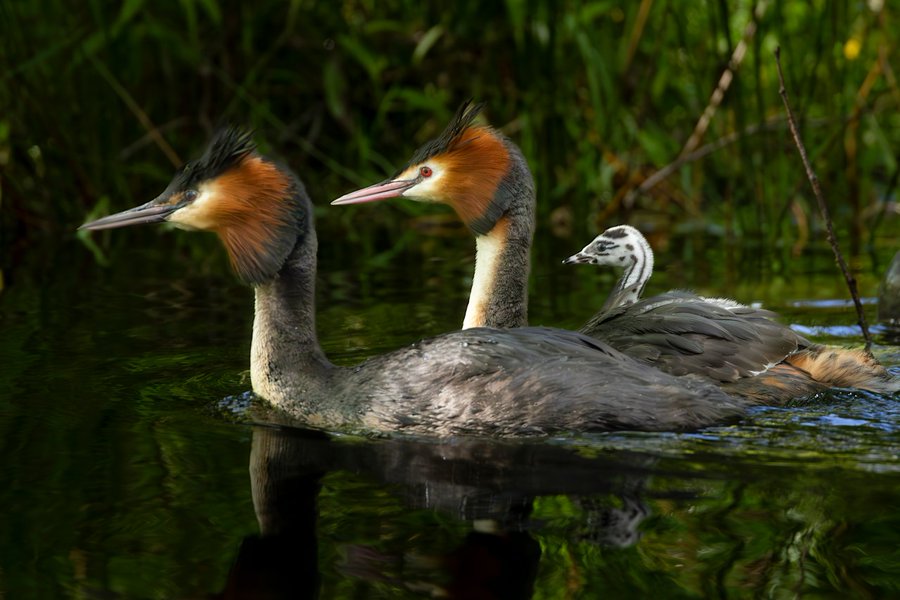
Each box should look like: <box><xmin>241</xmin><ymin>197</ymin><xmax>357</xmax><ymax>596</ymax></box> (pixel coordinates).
<box><xmin>563</xmin><ymin>225</ymin><xmax>744</xmax><ymax>312</ymax></box>
<box><xmin>565</xmin><ymin>225</ymin><xmax>899</xmax><ymax>400</ymax></box>
<box><xmin>563</xmin><ymin>225</ymin><xmax>654</xmax><ymax>312</ymax></box>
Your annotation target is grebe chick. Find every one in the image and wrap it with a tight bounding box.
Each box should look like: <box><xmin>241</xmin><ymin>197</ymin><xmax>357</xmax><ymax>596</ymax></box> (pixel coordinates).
<box><xmin>566</xmin><ymin>227</ymin><xmax>899</xmax><ymax>399</ymax></box>
<box><xmin>563</xmin><ymin>225</ymin><xmax>743</xmax><ymax>313</ymax></box>
<box><xmin>562</xmin><ymin>225</ymin><xmax>654</xmax><ymax>312</ymax></box>
<box><xmin>334</xmin><ymin>103</ymin><xmax>899</xmax><ymax>402</ymax></box>
<box><xmin>79</xmin><ymin>128</ymin><xmax>750</xmax><ymax>437</ymax></box>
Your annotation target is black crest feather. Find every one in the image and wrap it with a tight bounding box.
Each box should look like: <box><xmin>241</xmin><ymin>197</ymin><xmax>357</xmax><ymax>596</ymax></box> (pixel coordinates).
<box><xmin>401</xmin><ymin>100</ymin><xmax>485</xmax><ymax>172</ymax></box>
<box><xmin>199</xmin><ymin>127</ymin><xmax>257</xmax><ymax>178</ymax></box>
<box><xmin>165</xmin><ymin>127</ymin><xmax>257</xmax><ymax>193</ymax></box>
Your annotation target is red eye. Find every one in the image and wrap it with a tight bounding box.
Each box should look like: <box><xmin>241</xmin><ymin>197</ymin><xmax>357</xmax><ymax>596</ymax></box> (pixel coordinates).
<box><xmin>419</xmin><ymin>166</ymin><xmax>433</xmax><ymax>178</ymax></box>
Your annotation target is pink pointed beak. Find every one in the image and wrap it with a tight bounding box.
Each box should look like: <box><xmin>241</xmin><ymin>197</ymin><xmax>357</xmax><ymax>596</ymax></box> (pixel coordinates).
<box><xmin>331</xmin><ymin>178</ymin><xmax>418</xmax><ymax>205</ymax></box>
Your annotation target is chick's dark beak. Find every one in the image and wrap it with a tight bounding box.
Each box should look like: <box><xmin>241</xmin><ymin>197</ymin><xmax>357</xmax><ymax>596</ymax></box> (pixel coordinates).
<box><xmin>331</xmin><ymin>177</ymin><xmax>418</xmax><ymax>205</ymax></box>
<box><xmin>79</xmin><ymin>197</ymin><xmax>180</xmax><ymax>231</ymax></box>
<box><xmin>562</xmin><ymin>253</ymin><xmax>593</xmax><ymax>265</ymax></box>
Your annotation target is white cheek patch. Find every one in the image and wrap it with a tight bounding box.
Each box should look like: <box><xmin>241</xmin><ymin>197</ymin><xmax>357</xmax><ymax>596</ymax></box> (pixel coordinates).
<box><xmin>399</xmin><ymin>163</ymin><xmax>447</xmax><ymax>203</ymax></box>
<box><xmin>168</xmin><ymin>181</ymin><xmax>220</xmax><ymax>231</ymax></box>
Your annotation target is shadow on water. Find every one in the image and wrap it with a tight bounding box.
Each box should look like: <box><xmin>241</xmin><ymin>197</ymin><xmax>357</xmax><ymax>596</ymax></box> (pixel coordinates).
<box><xmin>224</xmin><ymin>426</ymin><xmax>652</xmax><ymax>598</ymax></box>
<box><xmin>217</xmin><ymin>424</ymin><xmax>900</xmax><ymax>599</ymax></box>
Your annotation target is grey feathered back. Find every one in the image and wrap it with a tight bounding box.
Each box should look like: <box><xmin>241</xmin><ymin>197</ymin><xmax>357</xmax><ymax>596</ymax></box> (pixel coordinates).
<box><xmin>322</xmin><ymin>326</ymin><xmax>750</xmax><ymax>436</ymax></box>
<box><xmin>582</xmin><ymin>290</ymin><xmax>807</xmax><ymax>385</ymax></box>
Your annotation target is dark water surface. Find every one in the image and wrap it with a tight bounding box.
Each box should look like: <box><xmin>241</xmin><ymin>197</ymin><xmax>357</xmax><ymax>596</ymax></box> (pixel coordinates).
<box><xmin>1</xmin><ymin>229</ymin><xmax>898</xmax><ymax>598</ymax></box>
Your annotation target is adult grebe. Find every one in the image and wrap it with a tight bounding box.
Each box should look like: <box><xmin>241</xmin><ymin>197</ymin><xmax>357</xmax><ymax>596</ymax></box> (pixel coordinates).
<box><xmin>79</xmin><ymin>128</ymin><xmax>749</xmax><ymax>436</ymax></box>
<box><xmin>334</xmin><ymin>101</ymin><xmax>534</xmax><ymax>330</ymax></box>
<box><xmin>332</xmin><ymin>103</ymin><xmax>899</xmax><ymax>402</ymax></box>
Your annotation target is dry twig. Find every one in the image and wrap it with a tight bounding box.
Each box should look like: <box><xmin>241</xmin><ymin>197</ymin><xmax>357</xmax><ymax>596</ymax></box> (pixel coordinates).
<box><xmin>774</xmin><ymin>47</ymin><xmax>873</xmax><ymax>351</ymax></box>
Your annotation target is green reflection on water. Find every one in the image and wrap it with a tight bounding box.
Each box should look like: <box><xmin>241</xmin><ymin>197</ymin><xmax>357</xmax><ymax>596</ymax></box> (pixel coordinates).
<box><xmin>0</xmin><ymin>232</ymin><xmax>897</xmax><ymax>597</ymax></box>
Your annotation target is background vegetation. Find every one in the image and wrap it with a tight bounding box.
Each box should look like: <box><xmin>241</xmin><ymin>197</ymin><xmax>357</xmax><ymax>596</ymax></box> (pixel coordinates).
<box><xmin>1</xmin><ymin>3</ymin><xmax>899</xmax><ymax>596</ymax></box>
<box><xmin>1</xmin><ymin>0</ymin><xmax>897</xmax><ymax>272</ymax></box>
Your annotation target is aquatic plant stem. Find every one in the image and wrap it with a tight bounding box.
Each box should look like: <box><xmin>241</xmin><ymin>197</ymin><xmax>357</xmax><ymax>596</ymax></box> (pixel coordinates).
<box><xmin>89</xmin><ymin>55</ymin><xmax>182</xmax><ymax>167</ymax></box>
<box><xmin>774</xmin><ymin>46</ymin><xmax>873</xmax><ymax>352</ymax></box>
<box><xmin>680</xmin><ymin>0</ymin><xmax>768</xmax><ymax>157</ymax></box>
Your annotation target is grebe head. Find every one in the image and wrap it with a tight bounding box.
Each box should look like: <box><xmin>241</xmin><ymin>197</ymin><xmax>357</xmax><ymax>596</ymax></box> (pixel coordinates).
<box><xmin>332</xmin><ymin>100</ymin><xmax>517</xmax><ymax>235</ymax></box>
<box><xmin>564</xmin><ymin>225</ymin><xmax>654</xmax><ymax>310</ymax></box>
<box><xmin>79</xmin><ymin>128</ymin><xmax>303</xmax><ymax>285</ymax></box>
<box><xmin>563</xmin><ymin>226</ymin><xmax>649</xmax><ymax>268</ymax></box>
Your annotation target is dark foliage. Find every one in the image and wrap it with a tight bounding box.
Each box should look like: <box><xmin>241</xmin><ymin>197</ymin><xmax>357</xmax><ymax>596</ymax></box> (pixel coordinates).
<box><xmin>0</xmin><ymin>1</ymin><xmax>896</xmax><ymax>265</ymax></box>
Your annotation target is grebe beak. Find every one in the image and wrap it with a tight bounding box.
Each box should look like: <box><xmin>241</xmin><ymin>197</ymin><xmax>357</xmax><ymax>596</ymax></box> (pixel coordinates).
<box><xmin>331</xmin><ymin>177</ymin><xmax>418</xmax><ymax>205</ymax></box>
<box><xmin>562</xmin><ymin>252</ymin><xmax>593</xmax><ymax>265</ymax></box>
<box><xmin>79</xmin><ymin>197</ymin><xmax>180</xmax><ymax>231</ymax></box>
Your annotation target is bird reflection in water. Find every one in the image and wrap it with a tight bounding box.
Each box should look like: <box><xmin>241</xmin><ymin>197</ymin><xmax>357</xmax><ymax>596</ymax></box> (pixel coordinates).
<box><xmin>217</xmin><ymin>426</ymin><xmax>660</xmax><ymax>599</ymax></box>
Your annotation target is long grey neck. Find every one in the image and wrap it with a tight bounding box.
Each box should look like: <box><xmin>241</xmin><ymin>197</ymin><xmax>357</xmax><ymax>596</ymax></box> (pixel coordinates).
<box><xmin>605</xmin><ymin>238</ymin><xmax>654</xmax><ymax>310</ymax></box>
<box><xmin>463</xmin><ymin>143</ymin><xmax>535</xmax><ymax>329</ymax></box>
<box><xmin>251</xmin><ymin>210</ymin><xmax>332</xmax><ymax>406</ymax></box>
<box><xmin>625</xmin><ymin>235</ymin><xmax>653</xmax><ymax>298</ymax></box>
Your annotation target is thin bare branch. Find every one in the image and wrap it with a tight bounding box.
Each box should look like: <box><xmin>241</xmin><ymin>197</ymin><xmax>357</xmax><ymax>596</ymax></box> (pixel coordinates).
<box><xmin>774</xmin><ymin>46</ymin><xmax>873</xmax><ymax>351</ymax></box>
<box><xmin>633</xmin><ymin>117</ymin><xmax>787</xmax><ymax>200</ymax></box>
